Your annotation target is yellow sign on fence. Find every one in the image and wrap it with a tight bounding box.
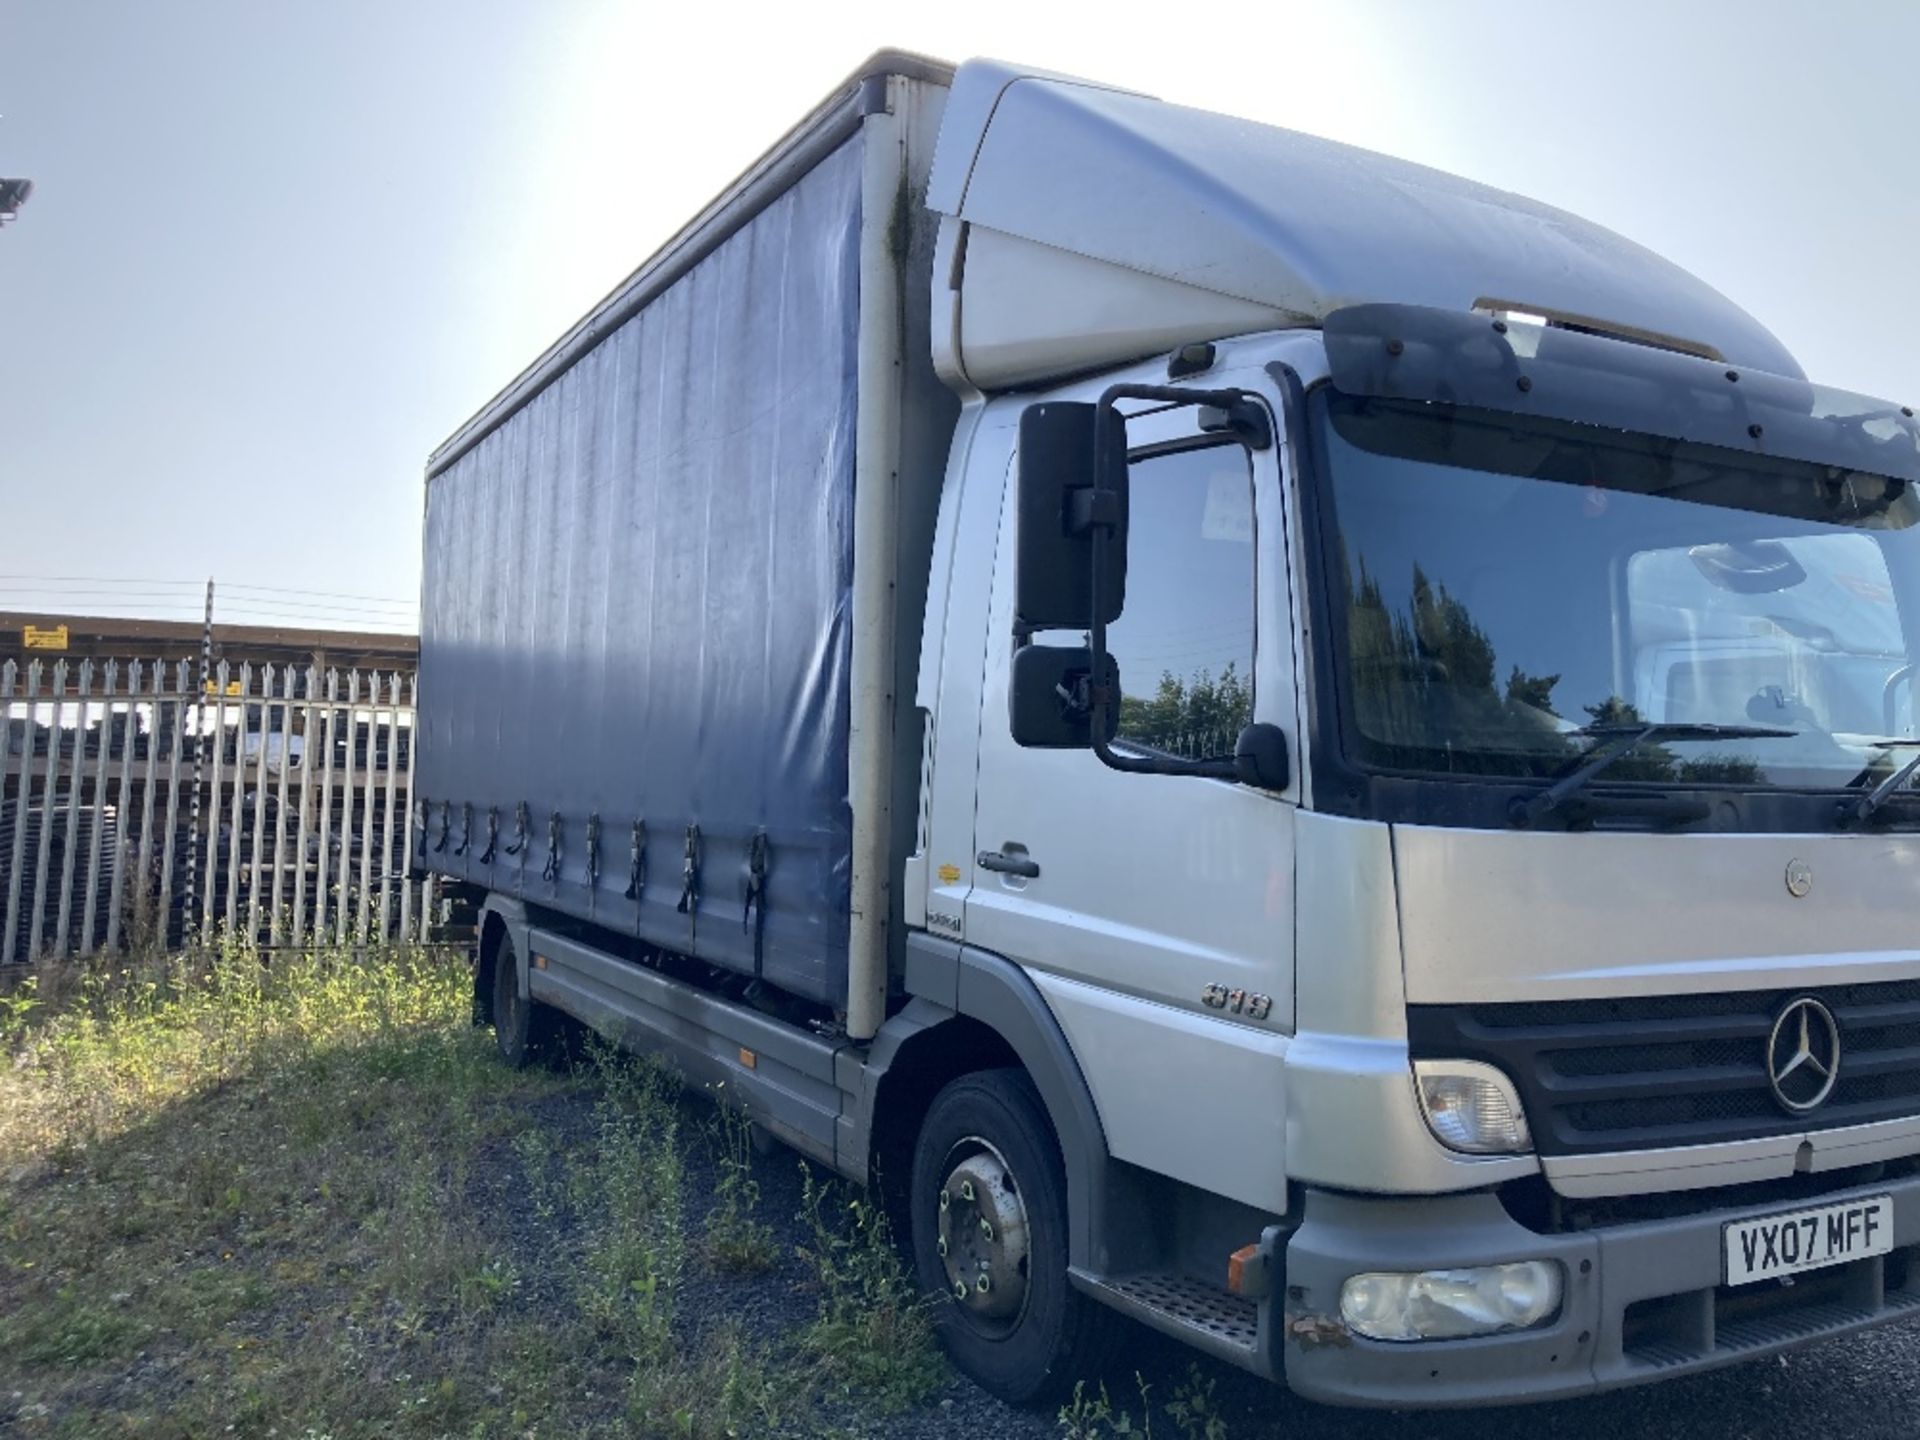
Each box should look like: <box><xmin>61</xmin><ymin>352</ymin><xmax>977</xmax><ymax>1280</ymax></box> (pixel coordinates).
<box><xmin>22</xmin><ymin>624</ymin><xmax>69</xmax><ymax>651</ymax></box>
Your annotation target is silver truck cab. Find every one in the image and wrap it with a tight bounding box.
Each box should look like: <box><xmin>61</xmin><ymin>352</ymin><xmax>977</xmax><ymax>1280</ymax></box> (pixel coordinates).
<box><xmin>910</xmin><ymin>60</ymin><xmax>1920</xmax><ymax>1405</ymax></box>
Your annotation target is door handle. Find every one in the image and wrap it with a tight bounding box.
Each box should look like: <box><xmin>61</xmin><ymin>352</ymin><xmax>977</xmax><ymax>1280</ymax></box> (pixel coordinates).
<box><xmin>977</xmin><ymin>849</ymin><xmax>1040</xmax><ymax>879</ymax></box>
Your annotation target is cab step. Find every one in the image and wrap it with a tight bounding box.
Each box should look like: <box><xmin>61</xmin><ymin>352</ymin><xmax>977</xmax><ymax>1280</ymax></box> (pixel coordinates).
<box><xmin>1072</xmin><ymin>1269</ymin><xmax>1271</xmax><ymax>1376</ymax></box>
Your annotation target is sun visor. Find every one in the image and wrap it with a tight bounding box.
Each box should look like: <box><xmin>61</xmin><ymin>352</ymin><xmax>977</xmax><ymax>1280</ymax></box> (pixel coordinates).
<box><xmin>1324</xmin><ymin>303</ymin><xmax>1920</xmax><ymax>483</ymax></box>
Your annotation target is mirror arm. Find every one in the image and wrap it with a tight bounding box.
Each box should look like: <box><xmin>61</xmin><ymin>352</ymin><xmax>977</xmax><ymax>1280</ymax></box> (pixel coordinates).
<box><xmin>1886</xmin><ymin>662</ymin><xmax>1916</xmax><ymax>736</ymax></box>
<box><xmin>1068</xmin><ymin>486</ymin><xmax>1123</xmax><ymax>534</ymax></box>
<box><xmin>1199</xmin><ymin>398</ymin><xmax>1274</xmax><ymax>450</ymax></box>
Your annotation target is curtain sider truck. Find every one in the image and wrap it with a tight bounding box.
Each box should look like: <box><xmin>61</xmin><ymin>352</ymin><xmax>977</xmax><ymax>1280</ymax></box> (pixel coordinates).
<box><xmin>415</xmin><ymin>51</ymin><xmax>1920</xmax><ymax>1405</ymax></box>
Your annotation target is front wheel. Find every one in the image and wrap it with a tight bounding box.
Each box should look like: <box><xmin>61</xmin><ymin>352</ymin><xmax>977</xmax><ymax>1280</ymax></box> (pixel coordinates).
<box><xmin>909</xmin><ymin>1068</ymin><xmax>1116</xmax><ymax>1403</ymax></box>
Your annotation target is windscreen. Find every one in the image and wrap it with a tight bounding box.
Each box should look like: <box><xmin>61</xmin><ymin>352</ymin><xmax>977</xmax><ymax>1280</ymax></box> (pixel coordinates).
<box><xmin>1312</xmin><ymin>390</ymin><xmax>1920</xmax><ymax>790</ymax></box>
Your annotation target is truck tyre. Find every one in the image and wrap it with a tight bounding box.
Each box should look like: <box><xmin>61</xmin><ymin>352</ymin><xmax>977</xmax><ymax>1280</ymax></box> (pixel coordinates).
<box><xmin>909</xmin><ymin>1068</ymin><xmax>1115</xmax><ymax>1403</ymax></box>
<box><xmin>491</xmin><ymin>931</ymin><xmax>558</xmax><ymax>1068</ymax></box>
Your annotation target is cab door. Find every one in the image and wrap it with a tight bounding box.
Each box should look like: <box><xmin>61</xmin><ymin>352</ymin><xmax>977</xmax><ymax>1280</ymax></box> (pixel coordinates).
<box><xmin>961</xmin><ymin>388</ymin><xmax>1298</xmax><ymax>1210</ymax></box>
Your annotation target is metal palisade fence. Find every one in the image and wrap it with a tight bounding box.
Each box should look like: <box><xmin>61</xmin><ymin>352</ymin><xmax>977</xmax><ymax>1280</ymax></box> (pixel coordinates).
<box><xmin>0</xmin><ymin>656</ymin><xmax>433</xmax><ymax>963</ymax></box>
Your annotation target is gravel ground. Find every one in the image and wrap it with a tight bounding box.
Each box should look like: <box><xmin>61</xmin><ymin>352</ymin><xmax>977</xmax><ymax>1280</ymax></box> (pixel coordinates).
<box><xmin>507</xmin><ymin>1072</ymin><xmax>1920</xmax><ymax>1440</ymax></box>
<box><xmin>870</xmin><ymin>1288</ymin><xmax>1920</xmax><ymax>1440</ymax></box>
<box><xmin>864</xmin><ymin>1263</ymin><xmax>1920</xmax><ymax>1440</ymax></box>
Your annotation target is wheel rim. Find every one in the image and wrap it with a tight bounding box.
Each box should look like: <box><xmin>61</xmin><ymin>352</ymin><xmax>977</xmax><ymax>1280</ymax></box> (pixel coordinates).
<box><xmin>935</xmin><ymin>1137</ymin><xmax>1031</xmax><ymax>1333</ymax></box>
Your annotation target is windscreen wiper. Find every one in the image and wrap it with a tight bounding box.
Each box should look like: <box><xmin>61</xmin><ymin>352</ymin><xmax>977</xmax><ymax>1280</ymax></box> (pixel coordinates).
<box><xmin>1512</xmin><ymin>722</ymin><xmax>1796</xmax><ymax>828</ymax></box>
<box><xmin>1837</xmin><ymin>740</ymin><xmax>1920</xmax><ymax>828</ymax></box>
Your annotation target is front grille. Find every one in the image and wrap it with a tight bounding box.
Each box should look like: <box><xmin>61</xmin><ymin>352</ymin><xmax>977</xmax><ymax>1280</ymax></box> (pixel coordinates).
<box><xmin>1501</xmin><ymin>1156</ymin><xmax>1920</xmax><ymax>1233</ymax></box>
<box><xmin>1409</xmin><ymin>980</ymin><xmax>1920</xmax><ymax>1156</ymax></box>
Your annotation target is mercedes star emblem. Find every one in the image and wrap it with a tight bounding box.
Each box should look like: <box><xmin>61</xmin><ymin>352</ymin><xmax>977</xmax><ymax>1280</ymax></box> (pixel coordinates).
<box><xmin>1766</xmin><ymin>996</ymin><xmax>1842</xmax><ymax>1114</ymax></box>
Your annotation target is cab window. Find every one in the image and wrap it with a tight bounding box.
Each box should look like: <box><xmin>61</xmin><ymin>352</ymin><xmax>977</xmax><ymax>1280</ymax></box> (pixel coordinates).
<box><xmin>1107</xmin><ymin>444</ymin><xmax>1256</xmax><ymax>758</ymax></box>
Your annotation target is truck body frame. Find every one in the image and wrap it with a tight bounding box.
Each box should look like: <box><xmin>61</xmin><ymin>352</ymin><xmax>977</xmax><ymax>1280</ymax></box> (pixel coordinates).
<box><xmin>418</xmin><ymin>52</ymin><xmax>1920</xmax><ymax>1407</ymax></box>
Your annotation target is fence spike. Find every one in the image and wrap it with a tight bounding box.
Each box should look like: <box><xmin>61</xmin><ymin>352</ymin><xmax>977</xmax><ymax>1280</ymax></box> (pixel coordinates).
<box><xmin>79</xmin><ymin>660</ymin><xmax>118</xmax><ymax>955</ymax></box>
<box><xmin>0</xmin><ymin>660</ymin><xmax>35</xmax><ymax>965</ymax></box>
<box><xmin>50</xmin><ymin>659</ymin><xmax>93</xmax><ymax>961</ymax></box>
<box><xmin>28</xmin><ymin>660</ymin><xmax>71</xmax><ymax>960</ymax></box>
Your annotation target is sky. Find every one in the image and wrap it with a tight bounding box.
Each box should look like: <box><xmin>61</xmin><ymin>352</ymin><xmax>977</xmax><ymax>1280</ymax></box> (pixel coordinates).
<box><xmin>0</xmin><ymin>1</ymin><xmax>1915</xmax><ymax>633</ymax></box>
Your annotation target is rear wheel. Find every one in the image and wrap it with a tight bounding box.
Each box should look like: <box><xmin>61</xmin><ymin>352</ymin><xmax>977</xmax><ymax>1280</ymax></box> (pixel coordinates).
<box><xmin>909</xmin><ymin>1068</ymin><xmax>1116</xmax><ymax>1403</ymax></box>
<box><xmin>490</xmin><ymin>931</ymin><xmax>558</xmax><ymax>1067</ymax></box>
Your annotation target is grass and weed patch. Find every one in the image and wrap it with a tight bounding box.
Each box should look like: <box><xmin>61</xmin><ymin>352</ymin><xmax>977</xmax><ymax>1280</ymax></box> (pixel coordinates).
<box><xmin>702</xmin><ymin>1093</ymin><xmax>779</xmax><ymax>1274</ymax></box>
<box><xmin>0</xmin><ymin>941</ymin><xmax>949</xmax><ymax>1438</ymax></box>
<box><xmin>796</xmin><ymin>1162</ymin><xmax>947</xmax><ymax>1411</ymax></box>
<box><xmin>0</xmin><ymin>941</ymin><xmax>573</xmax><ymax>1437</ymax></box>
<box><xmin>1057</xmin><ymin>1365</ymin><xmax>1233</xmax><ymax>1440</ymax></box>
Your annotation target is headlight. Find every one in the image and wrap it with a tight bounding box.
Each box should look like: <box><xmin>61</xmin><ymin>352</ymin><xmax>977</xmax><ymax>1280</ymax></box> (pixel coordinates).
<box><xmin>1414</xmin><ymin>1059</ymin><xmax>1532</xmax><ymax>1154</ymax></box>
<box><xmin>1339</xmin><ymin>1261</ymin><xmax>1563</xmax><ymax>1342</ymax></box>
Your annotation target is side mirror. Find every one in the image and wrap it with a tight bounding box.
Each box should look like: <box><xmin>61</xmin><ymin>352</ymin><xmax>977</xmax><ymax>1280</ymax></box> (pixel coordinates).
<box><xmin>1885</xmin><ymin>663</ymin><xmax>1917</xmax><ymax>736</ymax></box>
<box><xmin>1233</xmin><ymin>723</ymin><xmax>1291</xmax><ymax>790</ymax></box>
<box><xmin>1689</xmin><ymin>541</ymin><xmax>1807</xmax><ymax>595</ymax></box>
<box><xmin>1010</xmin><ymin>645</ymin><xmax>1120</xmax><ymax>749</ymax></box>
<box><xmin>1014</xmin><ymin>402</ymin><xmax>1129</xmax><ymax>632</ymax></box>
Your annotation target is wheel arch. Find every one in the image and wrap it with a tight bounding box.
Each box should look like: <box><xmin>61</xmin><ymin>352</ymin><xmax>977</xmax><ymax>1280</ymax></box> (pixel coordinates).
<box><xmin>865</xmin><ymin>940</ymin><xmax>1121</xmax><ymax>1271</ymax></box>
<box><xmin>474</xmin><ymin>894</ymin><xmax>531</xmax><ymax>1026</ymax></box>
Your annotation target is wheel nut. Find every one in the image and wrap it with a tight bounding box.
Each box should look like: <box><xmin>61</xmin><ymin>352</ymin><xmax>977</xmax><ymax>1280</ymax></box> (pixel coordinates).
<box><xmin>938</xmin><ymin>1189</ymin><xmax>950</xmax><ymax>1212</ymax></box>
<box><xmin>980</xmin><ymin>1218</ymin><xmax>993</xmax><ymax>1240</ymax></box>
<box><xmin>959</xmin><ymin>1179</ymin><xmax>975</xmax><ymax>1202</ymax></box>
<box><xmin>936</xmin><ymin>1237</ymin><xmax>948</xmax><ymax>1258</ymax></box>
<box><xmin>953</xmin><ymin>1280</ymin><xmax>969</xmax><ymax>1301</ymax></box>
<box><xmin>977</xmin><ymin>1274</ymin><xmax>992</xmax><ymax>1294</ymax></box>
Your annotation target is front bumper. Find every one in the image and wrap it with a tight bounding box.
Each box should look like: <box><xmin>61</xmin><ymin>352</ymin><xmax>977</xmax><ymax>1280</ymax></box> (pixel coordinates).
<box><xmin>1280</xmin><ymin>1174</ymin><xmax>1920</xmax><ymax>1407</ymax></box>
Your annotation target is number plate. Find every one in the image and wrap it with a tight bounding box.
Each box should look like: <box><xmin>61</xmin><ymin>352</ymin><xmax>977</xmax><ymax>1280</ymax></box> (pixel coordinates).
<box><xmin>1724</xmin><ymin>1195</ymin><xmax>1893</xmax><ymax>1286</ymax></box>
